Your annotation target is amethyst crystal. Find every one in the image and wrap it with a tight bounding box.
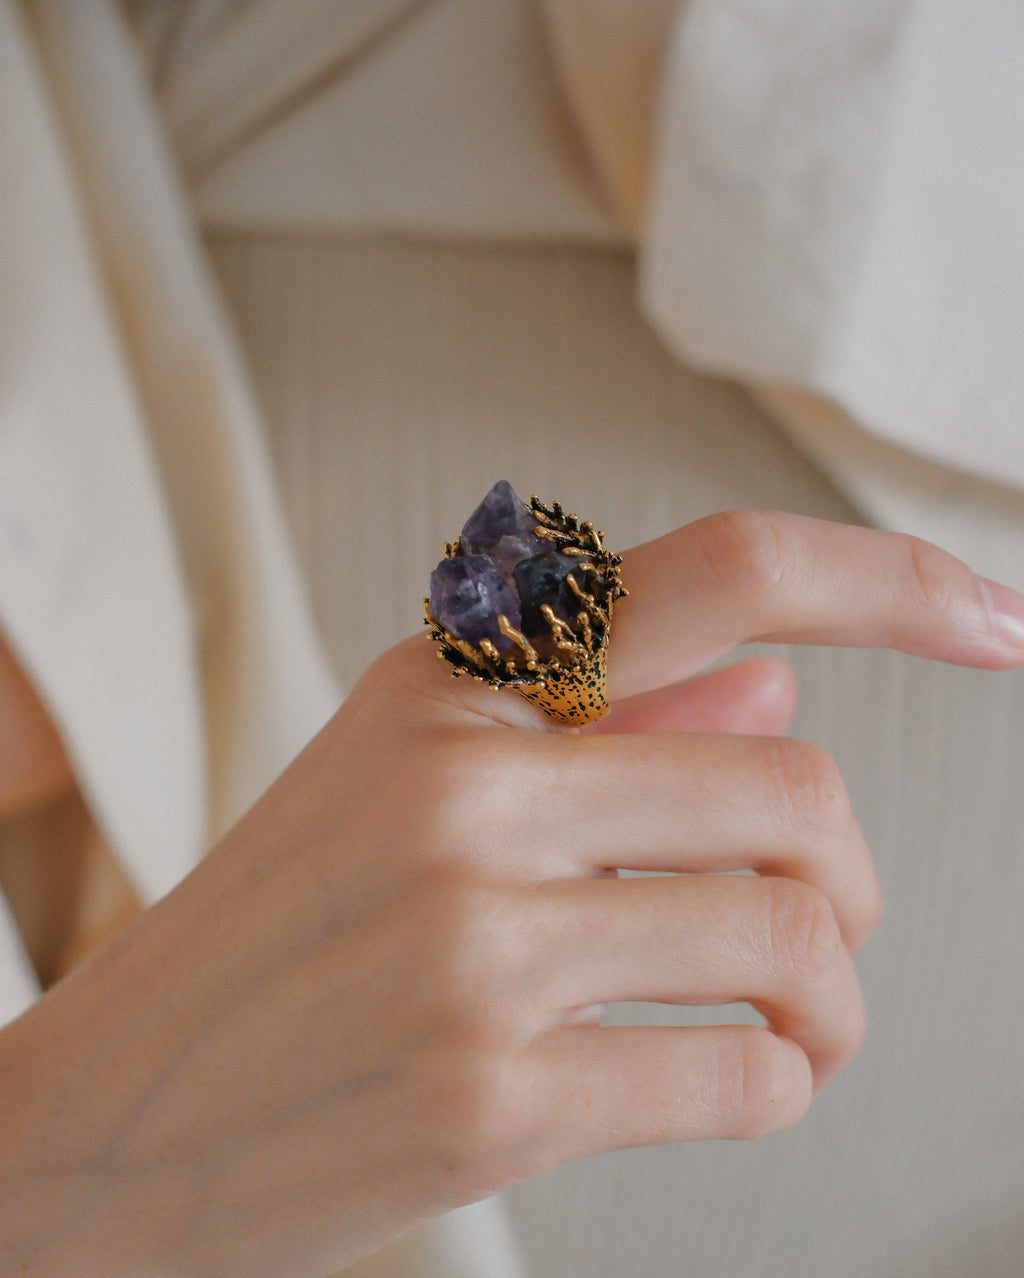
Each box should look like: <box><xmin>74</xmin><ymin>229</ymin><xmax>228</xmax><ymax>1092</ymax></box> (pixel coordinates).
<box><xmin>431</xmin><ymin>482</ymin><xmax>596</xmax><ymax>656</ymax></box>
<box><xmin>429</xmin><ymin>554</ymin><xmax>521</xmax><ymax>651</ymax></box>
<box><xmin>513</xmin><ymin>550</ymin><xmax>590</xmax><ymax>636</ymax></box>
<box><xmin>459</xmin><ymin>479</ymin><xmax>547</xmax><ymax>581</ymax></box>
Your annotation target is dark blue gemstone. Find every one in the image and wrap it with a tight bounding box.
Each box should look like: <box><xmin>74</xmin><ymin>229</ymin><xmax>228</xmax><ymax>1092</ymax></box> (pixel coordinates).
<box><xmin>459</xmin><ymin>480</ymin><xmax>547</xmax><ymax>581</ymax></box>
<box><xmin>429</xmin><ymin>554</ymin><xmax>521</xmax><ymax>651</ymax></box>
<box><xmin>513</xmin><ymin>551</ymin><xmax>590</xmax><ymax>638</ymax></box>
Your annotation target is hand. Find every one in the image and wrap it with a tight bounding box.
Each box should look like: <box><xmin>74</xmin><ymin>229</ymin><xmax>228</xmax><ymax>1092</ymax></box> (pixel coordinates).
<box><xmin>3</xmin><ymin>512</ymin><xmax>1022</xmax><ymax>1278</ymax></box>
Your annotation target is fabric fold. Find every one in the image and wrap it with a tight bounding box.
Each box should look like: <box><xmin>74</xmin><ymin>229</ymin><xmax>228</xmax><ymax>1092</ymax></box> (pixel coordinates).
<box><xmin>28</xmin><ymin>0</ymin><xmax>339</xmax><ymax>866</ymax></box>
<box><xmin>170</xmin><ymin>0</ymin><xmax>624</xmax><ymax>244</ymax></box>
<box><xmin>153</xmin><ymin>0</ymin><xmax>425</xmax><ymax>182</ymax></box>
<box><xmin>640</xmin><ymin>0</ymin><xmax>1024</xmax><ymax>495</ymax></box>
<box><xmin>0</xmin><ymin>0</ymin><xmax>202</xmax><ymax>902</ymax></box>
<box><xmin>537</xmin><ymin>0</ymin><xmax>677</xmax><ymax>233</ymax></box>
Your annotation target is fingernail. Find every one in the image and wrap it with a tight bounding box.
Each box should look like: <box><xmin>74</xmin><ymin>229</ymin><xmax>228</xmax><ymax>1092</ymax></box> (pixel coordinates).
<box><xmin>978</xmin><ymin>577</ymin><xmax>1024</xmax><ymax>651</ymax></box>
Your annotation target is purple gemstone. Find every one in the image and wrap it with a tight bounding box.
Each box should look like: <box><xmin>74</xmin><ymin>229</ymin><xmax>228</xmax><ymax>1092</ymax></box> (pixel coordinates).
<box><xmin>429</xmin><ymin>554</ymin><xmax>522</xmax><ymax>651</ymax></box>
<box><xmin>459</xmin><ymin>480</ymin><xmax>547</xmax><ymax>581</ymax></box>
<box><xmin>513</xmin><ymin>550</ymin><xmax>590</xmax><ymax>638</ymax></box>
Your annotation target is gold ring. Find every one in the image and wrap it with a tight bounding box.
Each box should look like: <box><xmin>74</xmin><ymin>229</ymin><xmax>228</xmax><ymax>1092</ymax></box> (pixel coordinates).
<box><xmin>425</xmin><ymin>481</ymin><xmax>626</xmax><ymax>725</ymax></box>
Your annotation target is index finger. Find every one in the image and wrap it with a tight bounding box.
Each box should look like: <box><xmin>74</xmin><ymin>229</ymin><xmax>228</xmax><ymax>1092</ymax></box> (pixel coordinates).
<box><xmin>610</xmin><ymin>511</ymin><xmax>1024</xmax><ymax>700</ymax></box>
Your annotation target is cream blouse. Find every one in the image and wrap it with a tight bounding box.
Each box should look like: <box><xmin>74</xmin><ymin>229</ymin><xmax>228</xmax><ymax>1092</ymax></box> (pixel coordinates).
<box><xmin>4</xmin><ymin>3</ymin><xmax>1024</xmax><ymax>1276</ymax></box>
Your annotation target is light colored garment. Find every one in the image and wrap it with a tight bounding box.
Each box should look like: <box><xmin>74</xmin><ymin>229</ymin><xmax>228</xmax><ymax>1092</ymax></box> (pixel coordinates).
<box><xmin>546</xmin><ymin>0</ymin><xmax>1024</xmax><ymax>583</ymax></box>
<box><xmin>150</xmin><ymin>0</ymin><xmax>1024</xmax><ymax>581</ymax></box>
<box><xmin>0</xmin><ymin>0</ymin><xmax>337</xmax><ymax>955</ymax></box>
<box><xmin>3</xmin><ymin>1</ymin><xmax>1024</xmax><ymax>1275</ymax></box>
<box><xmin>635</xmin><ymin>0</ymin><xmax>1024</xmax><ymax>581</ymax></box>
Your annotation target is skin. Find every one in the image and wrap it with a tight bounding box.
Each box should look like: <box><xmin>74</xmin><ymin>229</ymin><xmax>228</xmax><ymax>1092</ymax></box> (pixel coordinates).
<box><xmin>0</xmin><ymin>631</ymin><xmax>74</xmax><ymax>821</ymax></box>
<box><xmin>1</xmin><ymin>510</ymin><xmax>1024</xmax><ymax>1276</ymax></box>
<box><xmin>0</xmin><ymin>630</ymin><xmax>139</xmax><ymax>984</ymax></box>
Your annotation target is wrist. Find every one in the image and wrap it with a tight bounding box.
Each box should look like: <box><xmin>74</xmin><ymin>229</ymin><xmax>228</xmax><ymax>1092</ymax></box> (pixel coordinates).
<box><xmin>0</xmin><ymin>983</ymin><xmax>195</xmax><ymax>1276</ymax></box>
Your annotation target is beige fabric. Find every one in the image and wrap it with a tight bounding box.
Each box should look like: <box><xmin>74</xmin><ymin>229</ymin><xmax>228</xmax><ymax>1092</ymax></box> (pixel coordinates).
<box><xmin>138</xmin><ymin>0</ymin><xmax>1024</xmax><ymax>575</ymax></box>
<box><xmin>536</xmin><ymin>0</ymin><xmax>677</xmax><ymax>232</ymax></box>
<box><xmin>32</xmin><ymin>0</ymin><xmax>340</xmax><ymax>837</ymax></box>
<box><xmin>0</xmin><ymin>0</ymin><xmax>337</xmax><ymax>947</ymax></box>
<box><xmin>636</xmin><ymin>0</ymin><xmax>1024</xmax><ymax>492</ymax></box>
<box><xmin>169</xmin><ymin>0</ymin><xmax>624</xmax><ymax>245</ymax></box>
<box><xmin>5</xmin><ymin>1</ymin><xmax>1024</xmax><ymax>1273</ymax></box>
<box><xmin>754</xmin><ymin>384</ymin><xmax>1024</xmax><ymax>591</ymax></box>
<box><xmin>540</xmin><ymin>0</ymin><xmax>1024</xmax><ymax>569</ymax></box>
<box><xmin>152</xmin><ymin>0</ymin><xmax>423</xmax><ymax>182</ymax></box>
<box><xmin>0</xmin><ymin>0</ymin><xmax>200</xmax><ymax>922</ymax></box>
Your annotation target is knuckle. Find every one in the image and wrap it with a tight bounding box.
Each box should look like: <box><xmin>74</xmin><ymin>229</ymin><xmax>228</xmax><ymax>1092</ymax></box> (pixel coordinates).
<box><xmin>425</xmin><ymin>1045</ymin><xmax>542</xmax><ymax>1185</ymax></box>
<box><xmin>712</xmin><ymin>1027</ymin><xmax>811</xmax><ymax>1138</ymax></box>
<box><xmin>902</xmin><ymin>536</ymin><xmax>962</xmax><ymax>617</ymax></box>
<box><xmin>763</xmin><ymin>736</ymin><xmax>849</xmax><ymax>835</ymax></box>
<box><xmin>688</xmin><ymin>510</ymin><xmax>788</xmax><ymax>599</ymax></box>
<box><xmin>414</xmin><ymin>876</ymin><xmax>518</xmax><ymax>1023</ymax></box>
<box><xmin>382</xmin><ymin>877</ymin><xmax>546</xmax><ymax>1185</ymax></box>
<box><xmin>764</xmin><ymin>877</ymin><xmax>842</xmax><ymax>982</ymax></box>
<box><xmin>434</xmin><ymin>1049</ymin><xmax>513</xmax><ymax>1148</ymax></box>
<box><xmin>409</xmin><ymin>735</ymin><xmax>515</xmax><ymax>863</ymax></box>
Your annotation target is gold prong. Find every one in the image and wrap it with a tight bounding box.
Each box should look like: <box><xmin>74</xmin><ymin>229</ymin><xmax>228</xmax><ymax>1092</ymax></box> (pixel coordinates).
<box><xmin>451</xmin><ymin>635</ymin><xmax>488</xmax><ymax>669</ymax></box>
<box><xmin>539</xmin><ymin>603</ymin><xmax>566</xmax><ymax>636</ymax></box>
<box><xmin>586</xmin><ymin>602</ymin><xmax>609</xmax><ymax>629</ymax></box>
<box><xmin>497</xmin><ymin>614</ymin><xmax>539</xmax><ymax>664</ymax></box>
<box><xmin>565</xmin><ymin>573</ymin><xmax>595</xmax><ymax>605</ymax></box>
<box><xmin>539</xmin><ymin>604</ymin><xmax>585</xmax><ymax>657</ymax></box>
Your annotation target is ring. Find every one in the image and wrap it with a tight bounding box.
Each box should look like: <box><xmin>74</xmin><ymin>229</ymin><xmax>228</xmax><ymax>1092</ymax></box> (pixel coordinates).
<box><xmin>425</xmin><ymin>481</ymin><xmax>627</xmax><ymax>725</ymax></box>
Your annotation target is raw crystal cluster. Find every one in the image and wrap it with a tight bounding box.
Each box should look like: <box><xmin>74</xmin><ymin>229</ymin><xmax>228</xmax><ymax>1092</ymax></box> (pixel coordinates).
<box><xmin>428</xmin><ymin>554</ymin><xmax>520</xmax><ymax>652</ymax></box>
<box><xmin>428</xmin><ymin>480</ymin><xmax>592</xmax><ymax>654</ymax></box>
<box><xmin>426</xmin><ymin>481</ymin><xmax>625</xmax><ymax>716</ymax></box>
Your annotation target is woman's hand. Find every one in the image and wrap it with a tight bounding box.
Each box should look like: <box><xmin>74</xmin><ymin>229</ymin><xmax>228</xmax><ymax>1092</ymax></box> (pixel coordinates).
<box><xmin>3</xmin><ymin>512</ymin><xmax>1023</xmax><ymax>1278</ymax></box>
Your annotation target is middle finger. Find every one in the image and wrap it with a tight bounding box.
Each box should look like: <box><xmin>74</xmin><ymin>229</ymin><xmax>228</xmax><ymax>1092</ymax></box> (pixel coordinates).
<box><xmin>515</xmin><ymin>730</ymin><xmax>880</xmax><ymax>951</ymax></box>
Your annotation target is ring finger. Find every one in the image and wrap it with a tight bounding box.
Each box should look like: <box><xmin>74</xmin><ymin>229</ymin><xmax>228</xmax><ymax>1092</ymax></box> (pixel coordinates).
<box><xmin>533</xmin><ymin>872</ymin><xmax>866</xmax><ymax>1089</ymax></box>
<box><xmin>508</xmin><ymin>729</ymin><xmax>880</xmax><ymax>951</ymax></box>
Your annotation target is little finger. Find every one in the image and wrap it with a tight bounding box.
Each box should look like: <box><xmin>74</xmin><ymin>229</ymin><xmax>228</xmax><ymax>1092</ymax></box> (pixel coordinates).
<box><xmin>526</xmin><ymin>1023</ymin><xmax>812</xmax><ymax>1160</ymax></box>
